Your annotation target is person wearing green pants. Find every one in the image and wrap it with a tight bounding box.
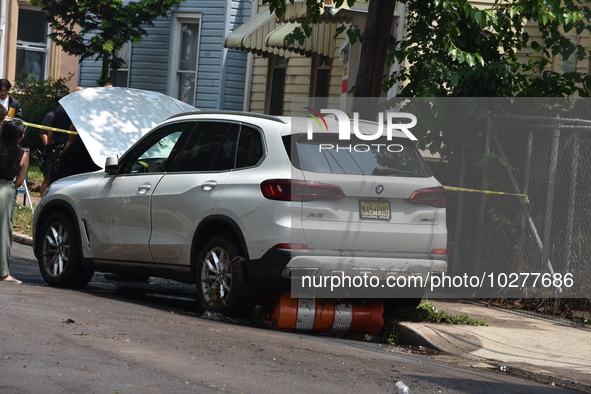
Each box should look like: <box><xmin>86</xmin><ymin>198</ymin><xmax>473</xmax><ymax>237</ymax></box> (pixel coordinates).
<box><xmin>0</xmin><ymin>120</ymin><xmax>29</xmax><ymax>284</ymax></box>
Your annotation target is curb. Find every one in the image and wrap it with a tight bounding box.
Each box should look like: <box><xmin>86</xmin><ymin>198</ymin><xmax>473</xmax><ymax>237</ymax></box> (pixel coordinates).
<box><xmin>13</xmin><ymin>232</ymin><xmax>33</xmax><ymax>247</ymax></box>
<box><xmin>395</xmin><ymin>322</ymin><xmax>482</xmax><ymax>358</ymax></box>
<box><xmin>501</xmin><ymin>365</ymin><xmax>591</xmax><ymax>393</ymax></box>
<box><xmin>394</xmin><ymin>321</ymin><xmax>591</xmax><ymax>393</ymax></box>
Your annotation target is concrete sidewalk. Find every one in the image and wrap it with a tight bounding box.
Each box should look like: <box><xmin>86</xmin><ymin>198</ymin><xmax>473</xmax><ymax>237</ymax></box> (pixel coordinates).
<box><xmin>396</xmin><ymin>300</ymin><xmax>591</xmax><ymax>392</ymax></box>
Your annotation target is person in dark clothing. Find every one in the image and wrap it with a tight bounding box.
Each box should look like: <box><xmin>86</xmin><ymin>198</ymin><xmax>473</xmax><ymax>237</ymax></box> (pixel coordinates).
<box><xmin>0</xmin><ymin>79</ymin><xmax>23</xmax><ymax>119</ymax></box>
<box><xmin>46</xmin><ymin>105</ymin><xmax>75</xmax><ymax>183</ymax></box>
<box><xmin>40</xmin><ymin>92</ymin><xmax>69</xmax><ymax>194</ymax></box>
<box><xmin>0</xmin><ymin>121</ymin><xmax>28</xmax><ymax>284</ymax></box>
<box><xmin>55</xmin><ymin>135</ymin><xmax>100</xmax><ymax>178</ymax></box>
<box><xmin>0</xmin><ymin>106</ymin><xmax>7</xmax><ymax>129</ymax></box>
<box><xmin>48</xmin><ymin>106</ymin><xmax>73</xmax><ymax>146</ymax></box>
<box><xmin>40</xmin><ymin>91</ymin><xmax>69</xmax><ymax>146</ymax></box>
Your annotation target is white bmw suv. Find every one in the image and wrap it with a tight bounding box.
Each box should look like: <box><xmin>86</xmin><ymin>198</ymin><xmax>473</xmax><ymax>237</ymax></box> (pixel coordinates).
<box><xmin>34</xmin><ymin>111</ymin><xmax>447</xmax><ymax>316</ymax></box>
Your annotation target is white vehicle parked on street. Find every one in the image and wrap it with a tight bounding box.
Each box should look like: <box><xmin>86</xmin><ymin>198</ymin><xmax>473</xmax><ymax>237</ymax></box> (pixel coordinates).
<box><xmin>34</xmin><ymin>107</ymin><xmax>447</xmax><ymax>316</ymax></box>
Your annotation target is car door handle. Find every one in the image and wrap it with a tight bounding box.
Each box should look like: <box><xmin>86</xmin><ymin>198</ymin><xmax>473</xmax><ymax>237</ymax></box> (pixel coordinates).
<box><xmin>138</xmin><ymin>183</ymin><xmax>152</xmax><ymax>194</ymax></box>
<box><xmin>202</xmin><ymin>181</ymin><xmax>217</xmax><ymax>191</ymax></box>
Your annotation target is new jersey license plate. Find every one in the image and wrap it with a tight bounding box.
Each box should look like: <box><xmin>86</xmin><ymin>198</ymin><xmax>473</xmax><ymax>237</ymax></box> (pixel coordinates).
<box><xmin>359</xmin><ymin>200</ymin><xmax>391</xmax><ymax>220</ymax></box>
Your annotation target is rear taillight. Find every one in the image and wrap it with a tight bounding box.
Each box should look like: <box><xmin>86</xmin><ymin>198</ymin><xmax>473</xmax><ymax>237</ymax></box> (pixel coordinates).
<box><xmin>431</xmin><ymin>249</ymin><xmax>447</xmax><ymax>255</ymax></box>
<box><xmin>261</xmin><ymin>179</ymin><xmax>345</xmax><ymax>202</ymax></box>
<box><xmin>408</xmin><ymin>187</ymin><xmax>446</xmax><ymax>208</ymax></box>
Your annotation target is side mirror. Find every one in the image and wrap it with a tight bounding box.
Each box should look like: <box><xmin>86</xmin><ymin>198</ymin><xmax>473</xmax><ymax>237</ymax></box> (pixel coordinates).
<box><xmin>105</xmin><ymin>156</ymin><xmax>119</xmax><ymax>175</ymax></box>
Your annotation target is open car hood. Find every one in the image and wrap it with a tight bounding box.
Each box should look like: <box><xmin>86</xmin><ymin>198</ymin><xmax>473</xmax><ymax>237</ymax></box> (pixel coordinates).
<box><xmin>59</xmin><ymin>87</ymin><xmax>196</xmax><ymax>168</ymax></box>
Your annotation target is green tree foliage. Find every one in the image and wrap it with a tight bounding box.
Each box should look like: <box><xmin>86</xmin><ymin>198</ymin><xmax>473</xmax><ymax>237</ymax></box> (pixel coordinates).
<box><xmin>386</xmin><ymin>0</ymin><xmax>591</xmax><ymax>160</ymax></box>
<box><xmin>264</xmin><ymin>0</ymin><xmax>591</xmax><ymax>98</ymax></box>
<box><xmin>387</xmin><ymin>0</ymin><xmax>591</xmax><ymax>98</ymax></box>
<box><xmin>30</xmin><ymin>0</ymin><xmax>184</xmax><ymax>86</ymax></box>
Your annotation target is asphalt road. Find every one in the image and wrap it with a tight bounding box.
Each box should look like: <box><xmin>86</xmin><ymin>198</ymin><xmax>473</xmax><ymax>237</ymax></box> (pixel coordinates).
<box><xmin>0</xmin><ymin>243</ymin><xmax>578</xmax><ymax>393</ymax></box>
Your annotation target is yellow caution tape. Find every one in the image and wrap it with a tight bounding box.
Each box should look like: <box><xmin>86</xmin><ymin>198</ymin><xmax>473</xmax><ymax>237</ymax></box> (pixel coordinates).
<box><xmin>5</xmin><ymin>117</ymin><xmax>78</xmax><ymax>135</ymax></box>
<box><xmin>444</xmin><ymin>185</ymin><xmax>530</xmax><ymax>204</ymax></box>
<box><xmin>0</xmin><ymin>117</ymin><xmax>533</xmax><ymax>205</ymax></box>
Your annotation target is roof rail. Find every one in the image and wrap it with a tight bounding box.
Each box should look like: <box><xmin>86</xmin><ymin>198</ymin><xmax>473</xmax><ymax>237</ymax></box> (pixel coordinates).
<box><xmin>166</xmin><ymin>110</ymin><xmax>287</xmax><ymax>124</ymax></box>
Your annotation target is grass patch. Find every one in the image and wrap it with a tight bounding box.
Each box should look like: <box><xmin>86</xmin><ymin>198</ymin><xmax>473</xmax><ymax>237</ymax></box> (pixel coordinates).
<box><xmin>27</xmin><ymin>164</ymin><xmax>43</xmax><ymax>185</ymax></box>
<box><xmin>13</xmin><ymin>203</ymin><xmax>35</xmax><ymax>236</ymax></box>
<box><xmin>13</xmin><ymin>163</ymin><xmax>41</xmax><ymax>236</ymax></box>
<box><xmin>384</xmin><ymin>302</ymin><xmax>488</xmax><ymax>345</ymax></box>
<box><xmin>396</xmin><ymin>302</ymin><xmax>489</xmax><ymax>326</ymax></box>
<box><xmin>573</xmin><ymin>316</ymin><xmax>590</xmax><ymax>326</ymax></box>
<box><xmin>491</xmin><ymin>298</ymin><xmax>590</xmax><ymax>326</ymax></box>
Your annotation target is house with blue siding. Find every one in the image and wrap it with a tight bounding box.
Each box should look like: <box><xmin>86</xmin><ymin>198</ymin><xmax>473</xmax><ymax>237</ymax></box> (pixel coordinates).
<box><xmin>78</xmin><ymin>0</ymin><xmax>252</xmax><ymax>111</ymax></box>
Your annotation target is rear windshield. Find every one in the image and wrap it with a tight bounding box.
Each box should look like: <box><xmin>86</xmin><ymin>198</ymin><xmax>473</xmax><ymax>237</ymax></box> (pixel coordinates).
<box><xmin>284</xmin><ymin>134</ymin><xmax>432</xmax><ymax>177</ymax></box>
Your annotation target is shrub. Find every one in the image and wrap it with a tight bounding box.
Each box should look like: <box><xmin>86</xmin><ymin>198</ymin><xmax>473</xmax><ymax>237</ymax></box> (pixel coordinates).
<box><xmin>13</xmin><ymin>74</ymin><xmax>72</xmax><ymax>163</ymax></box>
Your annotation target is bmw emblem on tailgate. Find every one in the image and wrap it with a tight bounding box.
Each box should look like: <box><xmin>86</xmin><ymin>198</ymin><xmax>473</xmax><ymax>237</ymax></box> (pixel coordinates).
<box><xmin>375</xmin><ymin>184</ymin><xmax>384</xmax><ymax>194</ymax></box>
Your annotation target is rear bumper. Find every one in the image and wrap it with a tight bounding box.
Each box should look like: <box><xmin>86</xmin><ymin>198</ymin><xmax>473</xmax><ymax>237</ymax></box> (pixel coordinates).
<box><xmin>246</xmin><ymin>247</ymin><xmax>447</xmax><ymax>289</ymax></box>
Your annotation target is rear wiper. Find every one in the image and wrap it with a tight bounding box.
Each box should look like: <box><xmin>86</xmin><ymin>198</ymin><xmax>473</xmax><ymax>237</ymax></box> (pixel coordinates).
<box><xmin>372</xmin><ymin>167</ymin><xmax>415</xmax><ymax>176</ymax></box>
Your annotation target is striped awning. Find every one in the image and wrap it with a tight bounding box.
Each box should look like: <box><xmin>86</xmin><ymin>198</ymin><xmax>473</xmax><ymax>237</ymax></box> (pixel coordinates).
<box><xmin>223</xmin><ymin>9</ymin><xmax>286</xmax><ymax>56</ymax></box>
<box><xmin>265</xmin><ymin>22</ymin><xmax>338</xmax><ymax>57</ymax></box>
<box><xmin>224</xmin><ymin>6</ymin><xmax>365</xmax><ymax>57</ymax></box>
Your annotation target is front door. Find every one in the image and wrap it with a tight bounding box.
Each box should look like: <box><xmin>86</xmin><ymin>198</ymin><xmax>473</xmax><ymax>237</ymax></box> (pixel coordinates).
<box><xmin>88</xmin><ymin>121</ymin><xmax>195</xmax><ymax>262</ymax></box>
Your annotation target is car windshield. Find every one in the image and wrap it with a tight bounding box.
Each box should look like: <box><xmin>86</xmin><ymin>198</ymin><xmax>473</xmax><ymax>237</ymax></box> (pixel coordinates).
<box><xmin>284</xmin><ymin>134</ymin><xmax>432</xmax><ymax>177</ymax></box>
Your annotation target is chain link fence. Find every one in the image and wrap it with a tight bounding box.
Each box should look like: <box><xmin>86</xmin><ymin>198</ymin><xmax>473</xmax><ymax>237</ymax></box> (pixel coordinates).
<box><xmin>439</xmin><ymin>111</ymin><xmax>591</xmax><ymax>298</ymax></box>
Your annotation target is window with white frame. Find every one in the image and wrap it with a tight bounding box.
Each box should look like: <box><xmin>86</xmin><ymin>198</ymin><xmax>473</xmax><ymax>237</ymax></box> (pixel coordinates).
<box><xmin>16</xmin><ymin>8</ymin><xmax>49</xmax><ymax>81</ymax></box>
<box><xmin>109</xmin><ymin>42</ymin><xmax>132</xmax><ymax>87</ymax></box>
<box><xmin>169</xmin><ymin>13</ymin><xmax>201</xmax><ymax>105</ymax></box>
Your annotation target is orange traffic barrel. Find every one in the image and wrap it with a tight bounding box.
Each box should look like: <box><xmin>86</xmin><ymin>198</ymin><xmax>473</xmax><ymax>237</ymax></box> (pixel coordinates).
<box><xmin>270</xmin><ymin>292</ymin><xmax>384</xmax><ymax>336</ymax></box>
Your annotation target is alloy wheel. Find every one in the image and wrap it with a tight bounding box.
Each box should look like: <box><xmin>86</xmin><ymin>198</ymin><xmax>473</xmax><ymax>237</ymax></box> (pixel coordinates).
<box><xmin>42</xmin><ymin>222</ymin><xmax>71</xmax><ymax>278</ymax></box>
<box><xmin>200</xmin><ymin>246</ymin><xmax>233</xmax><ymax>305</ymax></box>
